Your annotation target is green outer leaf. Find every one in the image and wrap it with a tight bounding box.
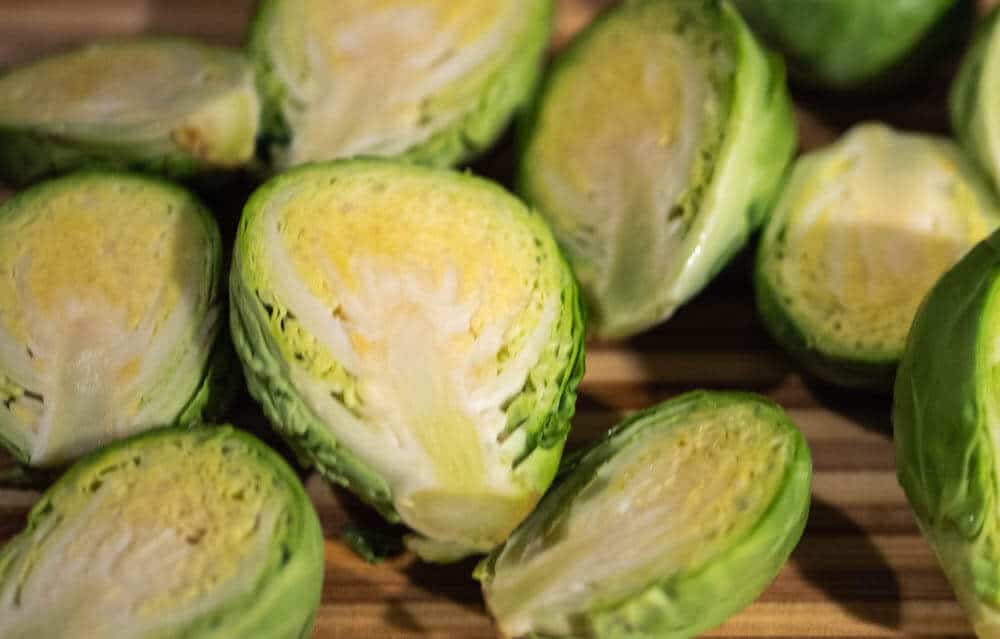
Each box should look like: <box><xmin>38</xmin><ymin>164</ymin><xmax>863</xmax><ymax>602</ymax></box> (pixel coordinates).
<box><xmin>0</xmin><ymin>37</ymin><xmax>260</xmax><ymax>187</ymax></box>
<box><xmin>734</xmin><ymin>0</ymin><xmax>969</xmax><ymax>90</ymax></box>
<box><xmin>229</xmin><ymin>159</ymin><xmax>585</xmax><ymax>544</ymax></box>
<box><xmin>952</xmin><ymin>4</ymin><xmax>1000</xmax><ymax>193</ymax></box>
<box><xmin>894</xmin><ymin>230</ymin><xmax>1000</xmax><ymax>636</ymax></box>
<box><xmin>518</xmin><ymin>0</ymin><xmax>796</xmax><ymax>339</ymax></box>
<box><xmin>0</xmin><ymin>171</ymin><xmax>229</xmax><ymax>466</ymax></box>
<box><xmin>479</xmin><ymin>390</ymin><xmax>812</xmax><ymax>639</ymax></box>
<box><xmin>0</xmin><ymin>425</ymin><xmax>325</xmax><ymax>639</ymax></box>
<box><xmin>247</xmin><ymin>1</ymin><xmax>552</xmax><ymax>171</ymax></box>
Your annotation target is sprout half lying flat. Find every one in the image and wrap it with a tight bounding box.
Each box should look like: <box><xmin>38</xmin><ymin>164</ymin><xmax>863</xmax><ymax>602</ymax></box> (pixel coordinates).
<box><xmin>894</xmin><ymin>230</ymin><xmax>1000</xmax><ymax>638</ymax></box>
<box><xmin>755</xmin><ymin>123</ymin><xmax>1000</xmax><ymax>389</ymax></box>
<box><xmin>230</xmin><ymin>160</ymin><xmax>585</xmax><ymax>560</ymax></box>
<box><xmin>0</xmin><ymin>426</ymin><xmax>324</xmax><ymax>639</ymax></box>
<box><xmin>0</xmin><ymin>38</ymin><xmax>260</xmax><ymax>185</ymax></box>
<box><xmin>952</xmin><ymin>5</ymin><xmax>1000</xmax><ymax>192</ymax></box>
<box><xmin>0</xmin><ymin>172</ymin><xmax>227</xmax><ymax>467</ymax></box>
<box><xmin>478</xmin><ymin>391</ymin><xmax>811</xmax><ymax>639</ymax></box>
<box><xmin>249</xmin><ymin>0</ymin><xmax>551</xmax><ymax>170</ymax></box>
<box><xmin>734</xmin><ymin>0</ymin><xmax>971</xmax><ymax>90</ymax></box>
<box><xmin>520</xmin><ymin>0</ymin><xmax>795</xmax><ymax>339</ymax></box>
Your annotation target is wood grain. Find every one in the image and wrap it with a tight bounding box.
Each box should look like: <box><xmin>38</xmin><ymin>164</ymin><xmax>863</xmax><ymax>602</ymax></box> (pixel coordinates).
<box><xmin>0</xmin><ymin>0</ymin><xmax>997</xmax><ymax>637</ymax></box>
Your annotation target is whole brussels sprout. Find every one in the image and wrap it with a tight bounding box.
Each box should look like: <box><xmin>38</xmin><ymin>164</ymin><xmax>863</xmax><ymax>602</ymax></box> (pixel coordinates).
<box><xmin>248</xmin><ymin>0</ymin><xmax>551</xmax><ymax>170</ymax></box>
<box><xmin>520</xmin><ymin>0</ymin><xmax>795</xmax><ymax>339</ymax></box>
<box><xmin>0</xmin><ymin>425</ymin><xmax>324</xmax><ymax>639</ymax></box>
<box><xmin>0</xmin><ymin>38</ymin><xmax>260</xmax><ymax>185</ymax></box>
<box><xmin>0</xmin><ymin>172</ymin><xmax>229</xmax><ymax>468</ymax></box>
<box><xmin>230</xmin><ymin>159</ymin><xmax>585</xmax><ymax>561</ymax></box>
<box><xmin>755</xmin><ymin>123</ymin><xmax>1000</xmax><ymax>389</ymax></box>
<box><xmin>734</xmin><ymin>0</ymin><xmax>974</xmax><ymax>90</ymax></box>
<box><xmin>952</xmin><ymin>4</ymin><xmax>1000</xmax><ymax>193</ymax></box>
<box><xmin>894</xmin><ymin>229</ymin><xmax>1000</xmax><ymax>638</ymax></box>
<box><xmin>478</xmin><ymin>391</ymin><xmax>812</xmax><ymax>639</ymax></box>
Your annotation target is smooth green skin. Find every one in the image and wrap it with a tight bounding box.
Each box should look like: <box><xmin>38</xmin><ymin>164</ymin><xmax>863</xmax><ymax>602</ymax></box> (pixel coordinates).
<box><xmin>755</xmin><ymin>126</ymin><xmax>1000</xmax><ymax>391</ymax></box>
<box><xmin>0</xmin><ymin>425</ymin><xmax>325</xmax><ymax>639</ymax></box>
<box><xmin>230</xmin><ymin>159</ymin><xmax>586</xmax><ymax>560</ymax></box>
<box><xmin>0</xmin><ymin>37</ymin><xmax>260</xmax><ymax>186</ymax></box>
<box><xmin>519</xmin><ymin>0</ymin><xmax>796</xmax><ymax>339</ymax></box>
<box><xmin>248</xmin><ymin>0</ymin><xmax>552</xmax><ymax>171</ymax></box>
<box><xmin>952</xmin><ymin>5</ymin><xmax>1000</xmax><ymax>193</ymax></box>
<box><xmin>895</xmin><ymin>230</ymin><xmax>1000</xmax><ymax>638</ymax></box>
<box><xmin>0</xmin><ymin>171</ymin><xmax>233</xmax><ymax>469</ymax></box>
<box><xmin>734</xmin><ymin>0</ymin><xmax>971</xmax><ymax>90</ymax></box>
<box><xmin>478</xmin><ymin>390</ymin><xmax>812</xmax><ymax>639</ymax></box>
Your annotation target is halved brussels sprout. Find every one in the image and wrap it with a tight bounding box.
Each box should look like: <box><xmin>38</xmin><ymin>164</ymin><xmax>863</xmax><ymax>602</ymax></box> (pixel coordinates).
<box><xmin>230</xmin><ymin>160</ymin><xmax>585</xmax><ymax>560</ymax></box>
<box><xmin>952</xmin><ymin>5</ymin><xmax>1000</xmax><ymax>192</ymax></box>
<box><xmin>734</xmin><ymin>0</ymin><xmax>973</xmax><ymax>90</ymax></box>
<box><xmin>0</xmin><ymin>172</ymin><xmax>228</xmax><ymax>468</ymax></box>
<box><xmin>894</xmin><ymin>230</ymin><xmax>1000</xmax><ymax>637</ymax></box>
<box><xmin>0</xmin><ymin>425</ymin><xmax>324</xmax><ymax>639</ymax></box>
<box><xmin>248</xmin><ymin>0</ymin><xmax>551</xmax><ymax>170</ymax></box>
<box><xmin>0</xmin><ymin>38</ymin><xmax>260</xmax><ymax>185</ymax></box>
<box><xmin>755</xmin><ymin>123</ymin><xmax>1000</xmax><ymax>389</ymax></box>
<box><xmin>519</xmin><ymin>0</ymin><xmax>795</xmax><ymax>339</ymax></box>
<box><xmin>478</xmin><ymin>391</ymin><xmax>812</xmax><ymax>639</ymax></box>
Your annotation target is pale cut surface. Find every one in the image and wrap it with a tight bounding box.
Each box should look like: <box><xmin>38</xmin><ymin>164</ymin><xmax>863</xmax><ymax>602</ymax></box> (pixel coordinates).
<box><xmin>258</xmin><ymin>168</ymin><xmax>559</xmax><ymax>548</ymax></box>
<box><xmin>264</xmin><ymin>0</ymin><xmax>522</xmax><ymax>167</ymax></box>
<box><xmin>528</xmin><ymin>3</ymin><xmax>722</xmax><ymax>333</ymax></box>
<box><xmin>0</xmin><ymin>433</ymin><xmax>282</xmax><ymax>639</ymax></box>
<box><xmin>774</xmin><ymin>125</ymin><xmax>995</xmax><ymax>359</ymax></box>
<box><xmin>0</xmin><ymin>178</ymin><xmax>217</xmax><ymax>465</ymax></box>
<box><xmin>487</xmin><ymin>403</ymin><xmax>793</xmax><ymax>637</ymax></box>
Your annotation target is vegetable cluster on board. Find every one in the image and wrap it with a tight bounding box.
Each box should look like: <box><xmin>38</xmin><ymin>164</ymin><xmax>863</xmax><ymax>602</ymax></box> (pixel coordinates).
<box><xmin>0</xmin><ymin>0</ymin><xmax>997</xmax><ymax>638</ymax></box>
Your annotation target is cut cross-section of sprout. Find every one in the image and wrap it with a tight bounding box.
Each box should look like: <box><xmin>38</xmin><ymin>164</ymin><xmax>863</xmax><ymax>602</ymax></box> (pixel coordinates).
<box><xmin>230</xmin><ymin>159</ymin><xmax>584</xmax><ymax>560</ymax></box>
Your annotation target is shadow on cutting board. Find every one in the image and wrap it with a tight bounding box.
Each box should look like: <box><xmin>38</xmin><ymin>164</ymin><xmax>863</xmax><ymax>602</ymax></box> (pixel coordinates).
<box><xmin>794</xmin><ymin>496</ymin><xmax>902</xmax><ymax>631</ymax></box>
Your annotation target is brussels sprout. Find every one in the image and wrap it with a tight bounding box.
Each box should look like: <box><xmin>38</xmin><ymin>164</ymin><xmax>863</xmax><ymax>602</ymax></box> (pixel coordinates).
<box><xmin>230</xmin><ymin>160</ymin><xmax>585</xmax><ymax>560</ymax></box>
<box><xmin>248</xmin><ymin>0</ymin><xmax>551</xmax><ymax>170</ymax></box>
<box><xmin>0</xmin><ymin>425</ymin><xmax>324</xmax><ymax>638</ymax></box>
<box><xmin>0</xmin><ymin>172</ymin><xmax>228</xmax><ymax>468</ymax></box>
<box><xmin>734</xmin><ymin>0</ymin><xmax>974</xmax><ymax>90</ymax></box>
<box><xmin>755</xmin><ymin>123</ymin><xmax>1000</xmax><ymax>389</ymax></box>
<box><xmin>893</xmin><ymin>230</ymin><xmax>1000</xmax><ymax>637</ymax></box>
<box><xmin>952</xmin><ymin>5</ymin><xmax>1000</xmax><ymax>192</ymax></box>
<box><xmin>478</xmin><ymin>391</ymin><xmax>812</xmax><ymax>639</ymax></box>
<box><xmin>0</xmin><ymin>38</ymin><xmax>260</xmax><ymax>185</ymax></box>
<box><xmin>519</xmin><ymin>0</ymin><xmax>795</xmax><ymax>339</ymax></box>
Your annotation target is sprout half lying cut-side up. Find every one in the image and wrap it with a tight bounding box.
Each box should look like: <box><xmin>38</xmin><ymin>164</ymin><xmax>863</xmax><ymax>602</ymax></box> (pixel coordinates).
<box><xmin>230</xmin><ymin>160</ymin><xmax>585</xmax><ymax>560</ymax></box>
<box><xmin>0</xmin><ymin>38</ymin><xmax>260</xmax><ymax>185</ymax></box>
<box><xmin>0</xmin><ymin>172</ymin><xmax>228</xmax><ymax>468</ymax></box>
<box><xmin>248</xmin><ymin>0</ymin><xmax>551</xmax><ymax>170</ymax></box>
<box><xmin>755</xmin><ymin>123</ymin><xmax>1000</xmax><ymax>389</ymax></box>
<box><xmin>0</xmin><ymin>426</ymin><xmax>324</xmax><ymax>639</ymax></box>
<box><xmin>520</xmin><ymin>0</ymin><xmax>795</xmax><ymax>339</ymax></box>
<box><xmin>894</xmin><ymin>230</ymin><xmax>1000</xmax><ymax>638</ymax></box>
<box><xmin>478</xmin><ymin>391</ymin><xmax>812</xmax><ymax>639</ymax></box>
<box><xmin>952</xmin><ymin>5</ymin><xmax>1000</xmax><ymax>193</ymax></box>
<box><xmin>734</xmin><ymin>0</ymin><xmax>973</xmax><ymax>90</ymax></box>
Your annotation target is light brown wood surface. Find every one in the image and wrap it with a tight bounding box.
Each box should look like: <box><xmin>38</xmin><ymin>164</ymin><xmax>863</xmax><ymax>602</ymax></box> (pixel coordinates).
<box><xmin>1</xmin><ymin>1</ymin><xmax>999</xmax><ymax>637</ymax></box>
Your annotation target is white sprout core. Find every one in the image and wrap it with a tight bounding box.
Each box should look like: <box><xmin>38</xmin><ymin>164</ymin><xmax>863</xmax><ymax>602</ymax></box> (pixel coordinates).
<box><xmin>487</xmin><ymin>404</ymin><xmax>792</xmax><ymax>637</ymax></box>
<box><xmin>0</xmin><ymin>178</ymin><xmax>216</xmax><ymax>465</ymax></box>
<box><xmin>265</xmin><ymin>0</ymin><xmax>522</xmax><ymax>167</ymax></box>
<box><xmin>260</xmin><ymin>169</ymin><xmax>558</xmax><ymax>549</ymax></box>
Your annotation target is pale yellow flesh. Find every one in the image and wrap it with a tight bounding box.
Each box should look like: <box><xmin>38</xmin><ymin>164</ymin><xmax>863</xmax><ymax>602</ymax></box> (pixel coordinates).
<box><xmin>488</xmin><ymin>404</ymin><xmax>791</xmax><ymax>637</ymax></box>
<box><xmin>776</xmin><ymin>124</ymin><xmax>996</xmax><ymax>358</ymax></box>
<box><xmin>0</xmin><ymin>180</ymin><xmax>214</xmax><ymax>465</ymax></box>
<box><xmin>267</xmin><ymin>0</ymin><xmax>518</xmax><ymax>166</ymax></box>
<box><xmin>0</xmin><ymin>436</ymin><xmax>281</xmax><ymax>639</ymax></box>
<box><xmin>262</xmin><ymin>168</ymin><xmax>558</xmax><ymax>548</ymax></box>
<box><xmin>529</xmin><ymin>4</ymin><xmax>714</xmax><ymax>331</ymax></box>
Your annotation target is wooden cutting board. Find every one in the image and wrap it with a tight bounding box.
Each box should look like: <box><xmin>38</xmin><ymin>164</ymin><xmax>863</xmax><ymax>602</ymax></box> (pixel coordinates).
<box><xmin>0</xmin><ymin>0</ymin><xmax>996</xmax><ymax>636</ymax></box>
